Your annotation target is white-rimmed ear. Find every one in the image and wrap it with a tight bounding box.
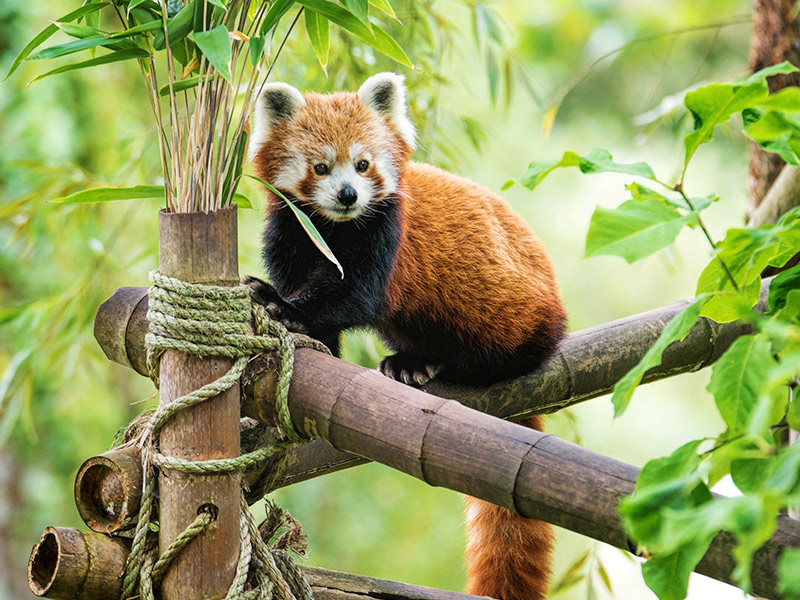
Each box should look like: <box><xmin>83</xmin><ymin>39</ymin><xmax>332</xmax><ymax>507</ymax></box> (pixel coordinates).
<box><xmin>358</xmin><ymin>72</ymin><xmax>415</xmax><ymax>149</ymax></box>
<box><xmin>250</xmin><ymin>82</ymin><xmax>306</xmax><ymax>160</ymax></box>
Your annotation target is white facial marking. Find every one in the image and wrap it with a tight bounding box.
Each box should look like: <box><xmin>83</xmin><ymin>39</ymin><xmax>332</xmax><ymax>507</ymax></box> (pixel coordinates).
<box><xmin>273</xmin><ymin>154</ymin><xmax>305</xmax><ymax>197</ymax></box>
<box><xmin>373</xmin><ymin>148</ymin><xmax>398</xmax><ymax>195</ymax></box>
<box><xmin>312</xmin><ymin>159</ymin><xmax>376</xmax><ymax>222</ymax></box>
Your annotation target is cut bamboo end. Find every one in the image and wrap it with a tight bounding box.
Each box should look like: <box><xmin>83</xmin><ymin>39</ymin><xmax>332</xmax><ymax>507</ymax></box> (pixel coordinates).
<box><xmin>28</xmin><ymin>527</ymin><xmax>130</xmax><ymax>599</ymax></box>
<box><xmin>74</xmin><ymin>446</ymin><xmax>142</xmax><ymax>533</ymax></box>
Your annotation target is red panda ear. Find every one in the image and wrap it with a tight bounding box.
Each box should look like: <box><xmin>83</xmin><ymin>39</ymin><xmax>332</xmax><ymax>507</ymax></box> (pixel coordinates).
<box><xmin>358</xmin><ymin>73</ymin><xmax>416</xmax><ymax>150</ymax></box>
<box><xmin>250</xmin><ymin>82</ymin><xmax>306</xmax><ymax>160</ymax></box>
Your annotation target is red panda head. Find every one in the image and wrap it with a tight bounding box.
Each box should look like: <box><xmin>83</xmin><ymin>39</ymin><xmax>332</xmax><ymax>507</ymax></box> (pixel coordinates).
<box><xmin>250</xmin><ymin>73</ymin><xmax>415</xmax><ymax>222</ymax></box>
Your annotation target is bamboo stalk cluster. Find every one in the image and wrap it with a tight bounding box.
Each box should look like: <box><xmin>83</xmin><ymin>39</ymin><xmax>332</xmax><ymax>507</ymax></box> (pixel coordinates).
<box><xmin>116</xmin><ymin>1</ymin><xmax>294</xmax><ymax>212</ymax></box>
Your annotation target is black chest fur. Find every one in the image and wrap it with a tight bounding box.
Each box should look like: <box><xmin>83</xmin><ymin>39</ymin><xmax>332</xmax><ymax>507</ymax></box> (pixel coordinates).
<box><xmin>262</xmin><ymin>195</ymin><xmax>402</xmax><ymax>335</ymax></box>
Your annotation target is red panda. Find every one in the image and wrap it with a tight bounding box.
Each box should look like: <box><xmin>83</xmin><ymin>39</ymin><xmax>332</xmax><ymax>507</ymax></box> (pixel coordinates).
<box><xmin>247</xmin><ymin>72</ymin><xmax>567</xmax><ymax>600</ymax></box>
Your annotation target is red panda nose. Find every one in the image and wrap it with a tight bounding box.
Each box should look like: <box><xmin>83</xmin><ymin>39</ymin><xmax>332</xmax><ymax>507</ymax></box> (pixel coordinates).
<box><xmin>337</xmin><ymin>186</ymin><xmax>358</xmax><ymax>207</ymax></box>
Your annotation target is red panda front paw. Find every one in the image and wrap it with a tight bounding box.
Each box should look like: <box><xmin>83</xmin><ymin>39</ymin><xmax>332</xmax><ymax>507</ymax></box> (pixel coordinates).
<box><xmin>243</xmin><ymin>276</ymin><xmax>310</xmax><ymax>335</ymax></box>
<box><xmin>378</xmin><ymin>353</ymin><xmax>441</xmax><ymax>386</ymax></box>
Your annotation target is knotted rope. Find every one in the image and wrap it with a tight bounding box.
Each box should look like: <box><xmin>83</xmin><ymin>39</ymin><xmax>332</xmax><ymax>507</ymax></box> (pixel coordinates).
<box><xmin>121</xmin><ymin>270</ymin><xmax>329</xmax><ymax>600</ymax></box>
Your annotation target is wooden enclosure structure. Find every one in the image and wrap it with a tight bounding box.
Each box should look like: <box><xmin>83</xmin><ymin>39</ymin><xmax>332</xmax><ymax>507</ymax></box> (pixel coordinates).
<box><xmin>26</xmin><ymin>261</ymin><xmax>800</xmax><ymax>600</ymax></box>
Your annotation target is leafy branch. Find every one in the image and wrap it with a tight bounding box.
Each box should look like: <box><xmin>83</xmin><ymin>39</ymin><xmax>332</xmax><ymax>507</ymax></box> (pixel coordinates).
<box><xmin>510</xmin><ymin>61</ymin><xmax>800</xmax><ymax>600</ymax></box>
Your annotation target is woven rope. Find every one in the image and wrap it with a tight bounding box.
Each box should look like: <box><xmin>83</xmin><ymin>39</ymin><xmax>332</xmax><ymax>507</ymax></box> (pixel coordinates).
<box><xmin>120</xmin><ymin>270</ymin><xmax>328</xmax><ymax>600</ymax></box>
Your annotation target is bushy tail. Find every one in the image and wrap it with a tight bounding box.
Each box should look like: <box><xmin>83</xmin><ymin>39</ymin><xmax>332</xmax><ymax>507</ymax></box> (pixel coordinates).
<box><xmin>464</xmin><ymin>416</ymin><xmax>553</xmax><ymax>600</ymax></box>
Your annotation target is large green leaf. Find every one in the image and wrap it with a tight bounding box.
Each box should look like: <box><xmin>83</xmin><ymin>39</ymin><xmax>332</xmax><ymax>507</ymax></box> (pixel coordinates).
<box><xmin>743</xmin><ymin>110</ymin><xmax>800</xmax><ymax>167</ymax></box>
<box><xmin>305</xmin><ymin>9</ymin><xmax>330</xmax><ymax>72</ymax></box>
<box><xmin>51</xmin><ymin>185</ymin><xmax>166</xmax><ymax>203</ymax></box>
<box><xmin>4</xmin><ymin>3</ymin><xmax>108</xmax><ymax>80</ymax></box>
<box><xmin>244</xmin><ymin>174</ymin><xmax>343</xmax><ymax>277</ymax></box>
<box><xmin>642</xmin><ymin>542</ymin><xmax>713</xmax><ymax>600</ymax></box>
<box><xmin>296</xmin><ymin>0</ymin><xmax>412</xmax><ymax>67</ymax></box>
<box><xmin>696</xmin><ymin>227</ymin><xmax>784</xmax><ymax>322</ymax></box>
<box><xmin>611</xmin><ymin>295</ymin><xmax>709</xmax><ymax>417</ymax></box>
<box><xmin>27</xmin><ymin>48</ymin><xmax>149</xmax><ymax>85</ymax></box>
<box><xmin>768</xmin><ymin>263</ymin><xmax>800</xmax><ymax>314</ymax></box>
<box><xmin>707</xmin><ymin>335</ymin><xmax>778</xmax><ymax>433</ymax></box>
<box><xmin>778</xmin><ymin>548</ymin><xmax>800</xmax><ymax>600</ymax></box>
<box><xmin>585</xmin><ymin>199</ymin><xmax>696</xmax><ymax>263</ymax></box>
<box><xmin>249</xmin><ymin>35</ymin><xmax>266</xmax><ymax>67</ymax></box>
<box><xmin>505</xmin><ymin>148</ymin><xmax>656</xmax><ymax>191</ymax></box>
<box><xmin>190</xmin><ymin>25</ymin><xmax>233</xmax><ymax>84</ymax></box>
<box><xmin>683</xmin><ymin>61</ymin><xmax>798</xmax><ymax>168</ymax></box>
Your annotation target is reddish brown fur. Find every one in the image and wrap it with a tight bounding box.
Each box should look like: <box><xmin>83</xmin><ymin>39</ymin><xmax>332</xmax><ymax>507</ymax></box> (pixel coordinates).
<box><xmin>382</xmin><ymin>163</ymin><xmax>564</xmax><ymax>354</ymax></box>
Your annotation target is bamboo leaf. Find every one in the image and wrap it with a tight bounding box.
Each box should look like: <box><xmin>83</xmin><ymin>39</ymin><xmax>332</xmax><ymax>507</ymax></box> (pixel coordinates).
<box><xmin>4</xmin><ymin>2</ymin><xmax>108</xmax><ymax>80</ymax></box>
<box><xmin>152</xmin><ymin>1</ymin><xmax>196</xmax><ymax>50</ymax></box>
<box><xmin>341</xmin><ymin>0</ymin><xmax>371</xmax><ymax>30</ymax></box>
<box><xmin>368</xmin><ymin>0</ymin><xmax>398</xmax><ymax>21</ymax></box>
<box><xmin>55</xmin><ymin>23</ymin><xmax>110</xmax><ymax>39</ymax></box>
<box><xmin>304</xmin><ymin>9</ymin><xmax>330</xmax><ymax>73</ymax></box>
<box><xmin>233</xmin><ymin>192</ymin><xmax>253</xmax><ymax>208</ymax></box>
<box><xmin>27</xmin><ymin>48</ymin><xmax>150</xmax><ymax>85</ymax></box>
<box><xmin>244</xmin><ymin>174</ymin><xmax>344</xmax><ymax>278</ymax></box>
<box><xmin>158</xmin><ymin>75</ymin><xmax>207</xmax><ymax>96</ymax></box>
<box><xmin>261</xmin><ymin>0</ymin><xmax>296</xmax><ymax>35</ymax></box>
<box><xmin>51</xmin><ymin>185</ymin><xmax>166</xmax><ymax>203</ymax></box>
<box><xmin>295</xmin><ymin>0</ymin><xmax>412</xmax><ymax>67</ymax></box>
<box><xmin>127</xmin><ymin>0</ymin><xmax>150</xmax><ymax>15</ymax></box>
<box><xmin>28</xmin><ymin>35</ymin><xmax>135</xmax><ymax>61</ymax></box>
<box><xmin>109</xmin><ymin>19</ymin><xmax>165</xmax><ymax>38</ymax></box>
<box><xmin>190</xmin><ymin>25</ymin><xmax>233</xmax><ymax>83</ymax></box>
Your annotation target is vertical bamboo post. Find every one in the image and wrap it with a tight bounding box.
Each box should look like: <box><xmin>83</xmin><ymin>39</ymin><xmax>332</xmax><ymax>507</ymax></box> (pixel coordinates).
<box><xmin>156</xmin><ymin>206</ymin><xmax>241</xmax><ymax>599</ymax></box>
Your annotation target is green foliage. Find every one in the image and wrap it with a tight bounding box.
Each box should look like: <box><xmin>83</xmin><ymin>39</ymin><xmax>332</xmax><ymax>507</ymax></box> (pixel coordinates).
<box><xmin>515</xmin><ymin>62</ymin><xmax>800</xmax><ymax>599</ymax></box>
<box><xmin>504</xmin><ymin>147</ymin><xmax>656</xmax><ymax>191</ymax></box>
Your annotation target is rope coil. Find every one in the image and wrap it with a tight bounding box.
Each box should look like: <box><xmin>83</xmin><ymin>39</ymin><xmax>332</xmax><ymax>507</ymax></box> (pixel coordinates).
<box><xmin>120</xmin><ymin>270</ymin><xmax>328</xmax><ymax>600</ymax></box>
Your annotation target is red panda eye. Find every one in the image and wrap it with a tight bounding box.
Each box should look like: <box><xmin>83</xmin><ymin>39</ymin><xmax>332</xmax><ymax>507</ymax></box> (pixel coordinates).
<box><xmin>314</xmin><ymin>164</ymin><xmax>329</xmax><ymax>176</ymax></box>
<box><xmin>356</xmin><ymin>160</ymin><xmax>369</xmax><ymax>172</ymax></box>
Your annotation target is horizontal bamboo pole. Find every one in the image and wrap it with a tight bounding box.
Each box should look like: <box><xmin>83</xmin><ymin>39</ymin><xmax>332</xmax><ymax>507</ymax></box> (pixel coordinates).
<box><xmin>94</xmin><ymin>280</ymin><xmax>768</xmax><ymax>487</ymax></box>
<box><xmin>28</xmin><ymin>527</ymin><xmax>130</xmax><ymax>599</ymax></box>
<box><xmin>27</xmin><ymin>528</ymin><xmax>486</xmax><ymax>600</ymax></box>
<box><xmin>280</xmin><ymin>357</ymin><xmax>796</xmax><ymax>599</ymax></box>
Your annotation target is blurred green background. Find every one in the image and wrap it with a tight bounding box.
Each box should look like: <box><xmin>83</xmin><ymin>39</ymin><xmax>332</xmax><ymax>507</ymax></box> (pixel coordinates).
<box><xmin>0</xmin><ymin>0</ymin><xmax>760</xmax><ymax>598</ymax></box>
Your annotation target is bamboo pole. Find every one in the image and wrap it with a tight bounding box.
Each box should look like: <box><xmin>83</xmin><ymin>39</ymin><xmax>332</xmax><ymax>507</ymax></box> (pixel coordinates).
<box><xmin>27</xmin><ymin>532</ymin><xmax>487</xmax><ymax>600</ymax></box>
<box><xmin>89</xmin><ymin>287</ymin><xmax>794</xmax><ymax>596</ymax></box>
<box><xmin>74</xmin><ymin>423</ymin><xmax>305</xmax><ymax>534</ymax></box>
<box><xmin>93</xmin><ymin>279</ymin><xmax>768</xmax><ymax>488</ymax></box>
<box><xmin>27</xmin><ymin>527</ymin><xmax>130</xmax><ymax>599</ymax></box>
<box><xmin>74</xmin><ymin>447</ymin><xmax>142</xmax><ymax>533</ymax></box>
<box><xmin>277</xmin><ymin>361</ymin><xmax>798</xmax><ymax>599</ymax></box>
<box><xmin>155</xmin><ymin>206</ymin><xmax>241</xmax><ymax>599</ymax></box>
